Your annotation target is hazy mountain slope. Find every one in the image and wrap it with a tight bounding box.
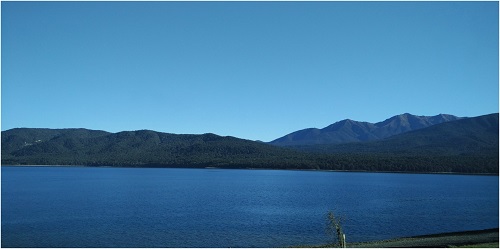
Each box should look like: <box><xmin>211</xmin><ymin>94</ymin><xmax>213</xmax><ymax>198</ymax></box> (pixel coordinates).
<box><xmin>269</xmin><ymin>113</ymin><xmax>461</xmax><ymax>146</ymax></box>
<box><xmin>372</xmin><ymin>113</ymin><xmax>460</xmax><ymax>138</ymax></box>
<box><xmin>294</xmin><ymin>113</ymin><xmax>499</xmax><ymax>156</ymax></box>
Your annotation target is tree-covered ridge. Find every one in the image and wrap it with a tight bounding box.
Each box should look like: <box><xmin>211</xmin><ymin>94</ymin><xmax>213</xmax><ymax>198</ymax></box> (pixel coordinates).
<box><xmin>294</xmin><ymin>113</ymin><xmax>499</xmax><ymax>156</ymax></box>
<box><xmin>289</xmin><ymin>113</ymin><xmax>499</xmax><ymax>174</ymax></box>
<box><xmin>2</xmin><ymin>129</ymin><xmax>313</xmax><ymax>169</ymax></box>
<box><xmin>1</xmin><ymin>113</ymin><xmax>498</xmax><ymax>174</ymax></box>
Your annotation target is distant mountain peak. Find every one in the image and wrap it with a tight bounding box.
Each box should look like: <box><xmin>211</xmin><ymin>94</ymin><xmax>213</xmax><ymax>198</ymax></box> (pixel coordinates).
<box><xmin>269</xmin><ymin>113</ymin><xmax>462</xmax><ymax>146</ymax></box>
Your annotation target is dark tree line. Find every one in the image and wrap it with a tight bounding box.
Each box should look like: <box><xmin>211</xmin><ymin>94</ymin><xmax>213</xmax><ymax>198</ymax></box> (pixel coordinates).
<box><xmin>2</xmin><ymin>128</ymin><xmax>498</xmax><ymax>174</ymax></box>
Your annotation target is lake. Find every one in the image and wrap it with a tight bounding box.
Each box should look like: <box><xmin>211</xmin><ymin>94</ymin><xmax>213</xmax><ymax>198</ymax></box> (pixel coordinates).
<box><xmin>1</xmin><ymin>166</ymin><xmax>498</xmax><ymax>248</ymax></box>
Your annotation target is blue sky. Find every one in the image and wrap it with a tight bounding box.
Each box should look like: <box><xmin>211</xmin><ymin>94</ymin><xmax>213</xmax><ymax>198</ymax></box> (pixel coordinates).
<box><xmin>2</xmin><ymin>1</ymin><xmax>498</xmax><ymax>142</ymax></box>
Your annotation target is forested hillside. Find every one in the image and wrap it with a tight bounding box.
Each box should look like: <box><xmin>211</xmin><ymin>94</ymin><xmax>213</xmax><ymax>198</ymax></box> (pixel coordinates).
<box><xmin>293</xmin><ymin>113</ymin><xmax>498</xmax><ymax>155</ymax></box>
<box><xmin>290</xmin><ymin>113</ymin><xmax>499</xmax><ymax>173</ymax></box>
<box><xmin>1</xmin><ymin>113</ymin><xmax>498</xmax><ymax>174</ymax></box>
<box><xmin>2</xmin><ymin>129</ymin><xmax>315</xmax><ymax>169</ymax></box>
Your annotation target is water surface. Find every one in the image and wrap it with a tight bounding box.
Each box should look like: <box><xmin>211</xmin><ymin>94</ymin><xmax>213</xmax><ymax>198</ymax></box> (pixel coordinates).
<box><xmin>2</xmin><ymin>166</ymin><xmax>498</xmax><ymax>247</ymax></box>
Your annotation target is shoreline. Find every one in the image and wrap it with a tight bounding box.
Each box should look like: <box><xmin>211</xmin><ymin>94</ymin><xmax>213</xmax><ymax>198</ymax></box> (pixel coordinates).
<box><xmin>347</xmin><ymin>228</ymin><xmax>499</xmax><ymax>248</ymax></box>
<box><xmin>1</xmin><ymin>164</ymin><xmax>498</xmax><ymax>176</ymax></box>
<box><xmin>295</xmin><ymin>228</ymin><xmax>499</xmax><ymax>248</ymax></box>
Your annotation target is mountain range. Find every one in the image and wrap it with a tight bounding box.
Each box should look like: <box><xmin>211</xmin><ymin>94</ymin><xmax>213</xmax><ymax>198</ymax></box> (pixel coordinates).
<box><xmin>269</xmin><ymin>113</ymin><xmax>461</xmax><ymax>146</ymax></box>
<box><xmin>1</xmin><ymin>113</ymin><xmax>498</xmax><ymax>174</ymax></box>
<box><xmin>294</xmin><ymin>113</ymin><xmax>499</xmax><ymax>155</ymax></box>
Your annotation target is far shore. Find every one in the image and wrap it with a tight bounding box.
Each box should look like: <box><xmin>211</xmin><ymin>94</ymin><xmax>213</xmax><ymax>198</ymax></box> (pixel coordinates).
<box><xmin>1</xmin><ymin>164</ymin><xmax>499</xmax><ymax>176</ymax></box>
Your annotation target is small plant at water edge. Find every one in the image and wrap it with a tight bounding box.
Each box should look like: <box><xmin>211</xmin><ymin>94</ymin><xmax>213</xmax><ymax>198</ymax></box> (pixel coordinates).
<box><xmin>326</xmin><ymin>210</ymin><xmax>346</xmax><ymax>248</ymax></box>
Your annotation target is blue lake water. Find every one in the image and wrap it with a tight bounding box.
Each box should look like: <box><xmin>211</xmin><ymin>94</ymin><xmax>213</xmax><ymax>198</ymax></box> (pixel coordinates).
<box><xmin>1</xmin><ymin>166</ymin><xmax>498</xmax><ymax>248</ymax></box>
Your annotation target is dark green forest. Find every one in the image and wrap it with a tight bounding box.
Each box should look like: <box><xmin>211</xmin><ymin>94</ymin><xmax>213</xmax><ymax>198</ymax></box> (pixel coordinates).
<box><xmin>2</xmin><ymin>114</ymin><xmax>498</xmax><ymax>174</ymax></box>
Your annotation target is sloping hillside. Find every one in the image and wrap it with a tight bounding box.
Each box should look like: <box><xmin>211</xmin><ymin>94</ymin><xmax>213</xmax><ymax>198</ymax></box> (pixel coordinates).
<box><xmin>294</xmin><ymin>113</ymin><xmax>498</xmax><ymax>156</ymax></box>
<box><xmin>270</xmin><ymin>113</ymin><xmax>460</xmax><ymax>146</ymax></box>
<box><xmin>1</xmin><ymin>129</ymin><xmax>317</xmax><ymax>169</ymax></box>
<box><xmin>1</xmin><ymin>114</ymin><xmax>497</xmax><ymax>174</ymax></box>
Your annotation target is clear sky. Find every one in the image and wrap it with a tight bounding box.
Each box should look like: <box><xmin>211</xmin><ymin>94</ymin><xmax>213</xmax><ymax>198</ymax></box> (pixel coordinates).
<box><xmin>2</xmin><ymin>1</ymin><xmax>498</xmax><ymax>142</ymax></box>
